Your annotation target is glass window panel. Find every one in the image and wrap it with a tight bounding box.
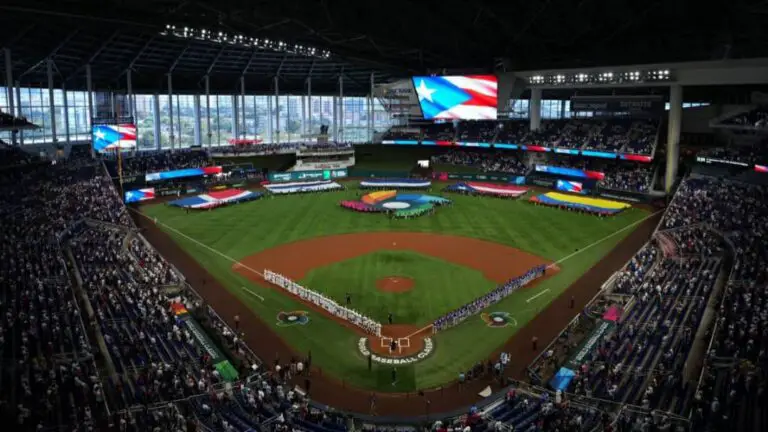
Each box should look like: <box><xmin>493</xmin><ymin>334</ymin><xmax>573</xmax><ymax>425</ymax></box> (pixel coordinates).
<box><xmin>175</xmin><ymin>94</ymin><xmax>195</xmax><ymax>148</ymax></box>
<box><xmin>215</xmin><ymin>95</ymin><xmax>233</xmax><ymax>146</ymax></box>
<box><xmin>158</xmin><ymin>95</ymin><xmax>171</xmax><ymax>149</ymax></box>
<box><xmin>200</xmin><ymin>94</ymin><xmax>216</xmax><ymax>147</ymax></box>
<box><xmin>135</xmin><ymin>94</ymin><xmax>156</xmax><ymax>150</ymax></box>
<box><xmin>242</xmin><ymin>95</ymin><xmax>255</xmax><ymax>138</ymax></box>
<box><xmin>284</xmin><ymin>95</ymin><xmax>303</xmax><ymax>142</ymax></box>
<box><xmin>254</xmin><ymin>96</ymin><xmax>270</xmax><ymax>143</ymax></box>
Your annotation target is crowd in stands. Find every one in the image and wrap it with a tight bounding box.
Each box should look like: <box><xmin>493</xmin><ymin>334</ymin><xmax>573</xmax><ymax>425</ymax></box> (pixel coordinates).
<box><xmin>457</xmin><ymin>121</ymin><xmax>498</xmax><ymax>142</ymax></box>
<box><xmin>601</xmin><ymin>165</ymin><xmax>654</xmax><ymax>193</ymax></box>
<box><xmin>384</xmin><ymin>117</ymin><xmax>659</xmax><ymax>154</ymax></box>
<box><xmin>468</xmin><ymin>387</ymin><xmax>605</xmax><ymax>432</ymax></box>
<box><xmin>421</xmin><ymin>123</ymin><xmax>456</xmax><ymax>141</ymax></box>
<box><xmin>660</xmin><ymin>178</ymin><xmax>768</xmax><ymax>432</ymax></box>
<box><xmin>432</xmin><ymin>150</ymin><xmax>528</xmax><ymax>175</ymax></box>
<box><xmin>720</xmin><ymin>106</ymin><xmax>768</xmax><ymax>129</ymax></box>
<box><xmin>697</xmin><ymin>145</ymin><xmax>768</xmax><ymax>166</ymax></box>
<box><xmin>0</xmin><ymin>139</ymin><xmax>39</xmax><ymax>166</ymax></box>
<box><xmin>0</xmin><ymin>161</ymin><xmax>135</xmax><ymax>430</ymax></box>
<box><xmin>382</xmin><ymin>128</ymin><xmax>420</xmax><ymax>141</ymax></box>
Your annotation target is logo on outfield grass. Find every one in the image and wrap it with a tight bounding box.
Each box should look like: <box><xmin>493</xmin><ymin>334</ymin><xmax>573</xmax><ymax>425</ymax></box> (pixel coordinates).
<box><xmin>276</xmin><ymin>311</ymin><xmax>310</xmax><ymax>326</ymax></box>
<box><xmin>481</xmin><ymin>312</ymin><xmax>516</xmax><ymax>328</ymax></box>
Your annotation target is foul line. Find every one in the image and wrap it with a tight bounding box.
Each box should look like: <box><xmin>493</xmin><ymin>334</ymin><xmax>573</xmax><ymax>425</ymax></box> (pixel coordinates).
<box><xmin>522</xmin><ymin>209</ymin><xmax>663</xmax><ymax>307</ymax></box>
<box><xmin>550</xmin><ymin>209</ymin><xmax>663</xmax><ymax>267</ymax></box>
<box><xmin>403</xmin><ymin>324</ymin><xmax>434</xmax><ymax>339</ymax></box>
<box><xmin>128</xmin><ymin>208</ymin><xmax>265</xmax><ymax>301</ymax></box>
<box><xmin>240</xmin><ymin>286</ymin><xmax>265</xmax><ymax>302</ymax></box>
<box><xmin>526</xmin><ymin>289</ymin><xmax>550</xmax><ymax>303</ymax></box>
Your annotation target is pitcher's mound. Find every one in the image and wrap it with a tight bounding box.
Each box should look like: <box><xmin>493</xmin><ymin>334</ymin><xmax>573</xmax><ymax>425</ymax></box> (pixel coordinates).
<box><xmin>376</xmin><ymin>276</ymin><xmax>414</xmax><ymax>293</ymax></box>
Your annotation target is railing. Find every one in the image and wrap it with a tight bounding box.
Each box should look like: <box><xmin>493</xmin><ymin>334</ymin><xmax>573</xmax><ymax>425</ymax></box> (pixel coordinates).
<box><xmin>56</xmin><ymin>229</ymin><xmax>112</xmax><ymax>419</ymax></box>
<box><xmin>692</xmin><ymin>225</ymin><xmax>738</xmax><ymax>411</ymax></box>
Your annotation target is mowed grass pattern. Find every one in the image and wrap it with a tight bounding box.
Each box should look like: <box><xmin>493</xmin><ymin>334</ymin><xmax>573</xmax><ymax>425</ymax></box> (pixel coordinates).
<box><xmin>141</xmin><ymin>184</ymin><xmax>649</xmax><ymax>392</ymax></box>
<box><xmin>302</xmin><ymin>251</ymin><xmax>497</xmax><ymax>326</ymax></box>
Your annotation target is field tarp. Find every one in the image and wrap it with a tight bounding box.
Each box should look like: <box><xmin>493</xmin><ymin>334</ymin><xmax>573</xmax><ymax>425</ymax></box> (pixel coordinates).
<box><xmin>530</xmin><ymin>192</ymin><xmax>631</xmax><ymax>214</ymax></box>
<box><xmin>168</xmin><ymin>189</ymin><xmax>263</xmax><ymax>209</ymax></box>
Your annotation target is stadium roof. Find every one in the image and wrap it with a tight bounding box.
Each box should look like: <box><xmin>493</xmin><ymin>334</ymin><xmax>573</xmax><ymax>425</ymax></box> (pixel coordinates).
<box><xmin>1</xmin><ymin>0</ymin><xmax>767</xmax><ymax>95</ymax></box>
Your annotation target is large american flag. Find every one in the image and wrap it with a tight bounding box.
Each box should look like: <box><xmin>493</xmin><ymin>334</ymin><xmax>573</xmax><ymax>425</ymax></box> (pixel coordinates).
<box><xmin>412</xmin><ymin>75</ymin><xmax>498</xmax><ymax>120</ymax></box>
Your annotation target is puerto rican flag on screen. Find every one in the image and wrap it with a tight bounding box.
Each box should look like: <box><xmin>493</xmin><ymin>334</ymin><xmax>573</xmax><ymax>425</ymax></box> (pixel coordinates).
<box><xmin>412</xmin><ymin>75</ymin><xmax>498</xmax><ymax>120</ymax></box>
<box><xmin>92</xmin><ymin>124</ymin><xmax>138</xmax><ymax>153</ymax></box>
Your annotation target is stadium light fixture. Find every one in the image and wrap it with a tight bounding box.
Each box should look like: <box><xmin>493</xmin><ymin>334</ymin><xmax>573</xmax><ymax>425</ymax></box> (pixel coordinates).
<box><xmin>528</xmin><ymin>69</ymin><xmax>672</xmax><ymax>87</ymax></box>
<box><xmin>159</xmin><ymin>24</ymin><xmax>332</xmax><ymax>59</ymax></box>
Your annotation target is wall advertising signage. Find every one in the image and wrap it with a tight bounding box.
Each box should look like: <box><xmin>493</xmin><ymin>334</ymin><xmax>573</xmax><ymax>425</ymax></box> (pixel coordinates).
<box><xmin>532</xmin><ymin>179</ymin><xmax>555</xmax><ymax>188</ymax></box>
<box><xmin>695</xmin><ymin>156</ymin><xmax>750</xmax><ymax>167</ymax></box>
<box><xmin>570</xmin><ymin>96</ymin><xmax>664</xmax><ymax>114</ymax></box>
<box><xmin>268</xmin><ymin>168</ymin><xmax>348</xmax><ymax>182</ymax></box>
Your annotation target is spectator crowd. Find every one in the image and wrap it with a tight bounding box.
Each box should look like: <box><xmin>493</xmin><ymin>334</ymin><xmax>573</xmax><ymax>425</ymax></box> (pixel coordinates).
<box><xmin>720</xmin><ymin>106</ymin><xmax>768</xmax><ymax>129</ymax></box>
<box><xmin>384</xmin><ymin>117</ymin><xmax>660</xmax><ymax>155</ymax></box>
<box><xmin>104</xmin><ymin>149</ymin><xmax>213</xmax><ymax>177</ymax></box>
<box><xmin>432</xmin><ymin>150</ymin><xmax>528</xmax><ymax>175</ymax></box>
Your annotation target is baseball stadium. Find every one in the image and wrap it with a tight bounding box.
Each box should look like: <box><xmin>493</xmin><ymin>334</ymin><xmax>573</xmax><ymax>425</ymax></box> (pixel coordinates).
<box><xmin>1</xmin><ymin>1</ymin><xmax>767</xmax><ymax>431</ymax></box>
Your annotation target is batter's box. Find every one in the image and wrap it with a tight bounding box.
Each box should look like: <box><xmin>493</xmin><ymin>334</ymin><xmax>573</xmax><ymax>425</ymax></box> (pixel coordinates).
<box><xmin>380</xmin><ymin>337</ymin><xmax>393</xmax><ymax>348</ymax></box>
<box><xmin>397</xmin><ymin>338</ymin><xmax>410</xmax><ymax>348</ymax></box>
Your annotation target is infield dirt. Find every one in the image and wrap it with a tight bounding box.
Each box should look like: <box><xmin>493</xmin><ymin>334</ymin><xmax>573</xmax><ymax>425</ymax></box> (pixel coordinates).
<box><xmin>232</xmin><ymin>232</ymin><xmax>552</xmax><ymax>283</ymax></box>
<box><xmin>376</xmin><ymin>276</ymin><xmax>415</xmax><ymax>293</ymax></box>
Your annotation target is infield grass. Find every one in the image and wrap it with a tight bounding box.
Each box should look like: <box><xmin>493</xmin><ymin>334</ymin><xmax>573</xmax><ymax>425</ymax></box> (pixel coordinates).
<box><xmin>302</xmin><ymin>250</ymin><xmax>497</xmax><ymax>326</ymax></box>
<box><xmin>141</xmin><ymin>183</ymin><xmax>650</xmax><ymax>392</ymax></box>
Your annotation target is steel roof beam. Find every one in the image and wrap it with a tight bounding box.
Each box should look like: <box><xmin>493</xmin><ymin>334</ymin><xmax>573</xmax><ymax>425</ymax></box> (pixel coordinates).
<box><xmin>240</xmin><ymin>50</ymin><xmax>258</xmax><ymax>76</ymax></box>
<box><xmin>169</xmin><ymin>42</ymin><xmax>192</xmax><ymax>73</ymax></box>
<box><xmin>64</xmin><ymin>30</ymin><xmax>120</xmax><ymax>82</ymax></box>
<box><xmin>19</xmin><ymin>29</ymin><xmax>80</xmax><ymax>78</ymax></box>
<box><xmin>203</xmin><ymin>45</ymin><xmax>227</xmax><ymax>76</ymax></box>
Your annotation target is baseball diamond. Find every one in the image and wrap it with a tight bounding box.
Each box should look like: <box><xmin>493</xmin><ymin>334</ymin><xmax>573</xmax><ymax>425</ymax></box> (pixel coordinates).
<box><xmin>137</xmin><ymin>182</ymin><xmax>657</xmax><ymax>414</ymax></box>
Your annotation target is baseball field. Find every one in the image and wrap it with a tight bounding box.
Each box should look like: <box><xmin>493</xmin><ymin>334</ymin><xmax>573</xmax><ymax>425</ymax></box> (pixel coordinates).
<box><xmin>138</xmin><ymin>183</ymin><xmax>653</xmax><ymax>401</ymax></box>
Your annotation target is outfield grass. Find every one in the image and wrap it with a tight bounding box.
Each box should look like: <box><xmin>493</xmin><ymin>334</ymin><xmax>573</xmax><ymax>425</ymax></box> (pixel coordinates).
<box><xmin>142</xmin><ymin>184</ymin><xmax>649</xmax><ymax>392</ymax></box>
<box><xmin>302</xmin><ymin>250</ymin><xmax>497</xmax><ymax>326</ymax></box>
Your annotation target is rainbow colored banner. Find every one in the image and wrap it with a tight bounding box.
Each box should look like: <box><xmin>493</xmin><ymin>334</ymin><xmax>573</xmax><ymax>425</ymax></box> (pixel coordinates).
<box><xmin>361</xmin><ymin>190</ymin><xmax>397</xmax><ymax>205</ymax></box>
<box><xmin>530</xmin><ymin>192</ymin><xmax>631</xmax><ymax>215</ymax></box>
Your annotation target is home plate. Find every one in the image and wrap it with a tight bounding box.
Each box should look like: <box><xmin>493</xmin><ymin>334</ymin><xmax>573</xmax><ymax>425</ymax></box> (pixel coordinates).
<box><xmin>288</xmin><ymin>316</ymin><xmax>298</xmax><ymax>322</ymax></box>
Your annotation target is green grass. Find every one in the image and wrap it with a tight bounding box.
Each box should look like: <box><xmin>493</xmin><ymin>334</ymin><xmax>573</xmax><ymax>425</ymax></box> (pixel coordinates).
<box><xmin>302</xmin><ymin>250</ymin><xmax>497</xmax><ymax>326</ymax></box>
<box><xmin>141</xmin><ymin>183</ymin><xmax>649</xmax><ymax>392</ymax></box>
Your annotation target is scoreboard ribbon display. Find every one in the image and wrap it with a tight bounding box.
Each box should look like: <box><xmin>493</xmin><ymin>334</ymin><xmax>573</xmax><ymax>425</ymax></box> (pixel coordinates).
<box><xmin>145</xmin><ymin>166</ymin><xmax>223</xmax><ymax>182</ymax></box>
<box><xmin>534</xmin><ymin>165</ymin><xmax>606</xmax><ymax>181</ymax></box>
